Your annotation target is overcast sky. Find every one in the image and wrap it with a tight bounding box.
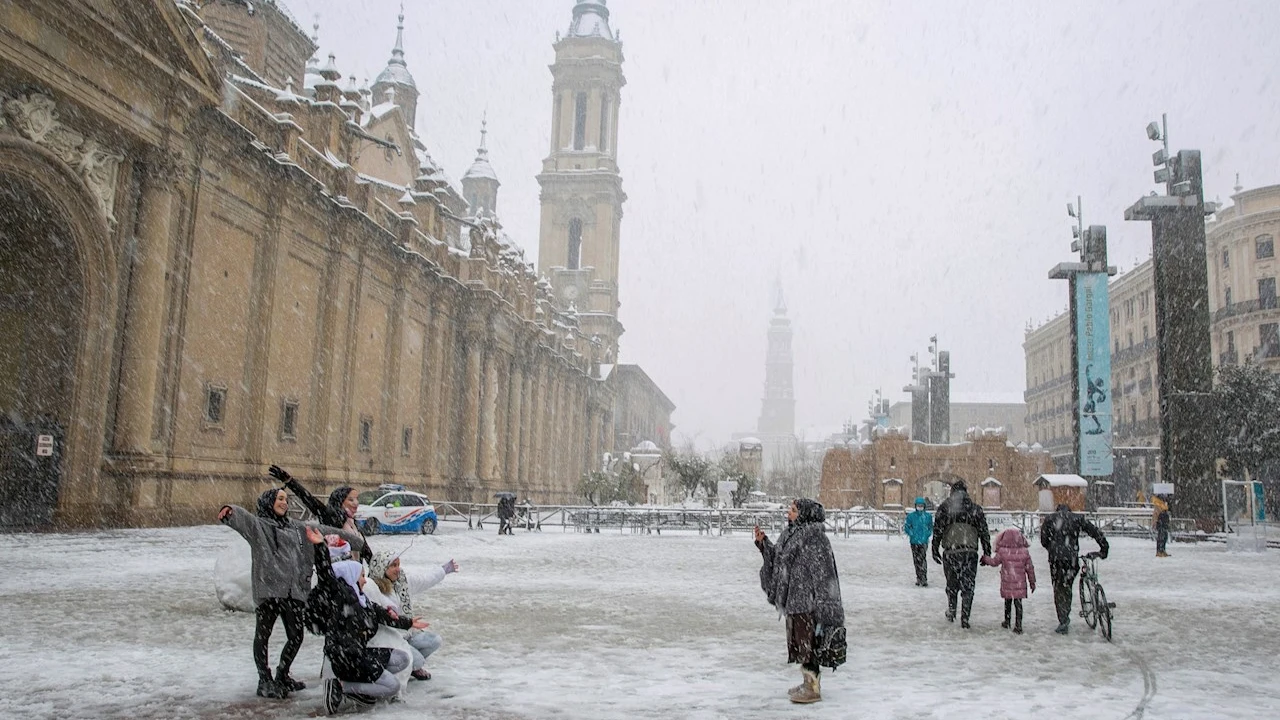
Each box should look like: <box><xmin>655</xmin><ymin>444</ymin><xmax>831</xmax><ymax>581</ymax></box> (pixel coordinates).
<box><xmin>283</xmin><ymin>0</ymin><xmax>1280</xmax><ymax>448</ymax></box>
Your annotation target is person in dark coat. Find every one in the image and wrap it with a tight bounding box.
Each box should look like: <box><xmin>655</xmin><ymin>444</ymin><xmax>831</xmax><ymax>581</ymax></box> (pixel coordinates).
<box><xmin>1039</xmin><ymin>503</ymin><xmax>1109</xmax><ymax>634</ymax></box>
<box><xmin>496</xmin><ymin>494</ymin><xmax>516</xmax><ymax>535</ymax></box>
<box><xmin>1153</xmin><ymin>495</ymin><xmax>1172</xmax><ymax>558</ymax></box>
<box><xmin>754</xmin><ymin>498</ymin><xmax>845</xmax><ymax>704</ymax></box>
<box><xmin>270</xmin><ymin>465</ymin><xmax>367</xmax><ymax>560</ymax></box>
<box><xmin>304</xmin><ymin>526</ymin><xmax>427</xmax><ymax>714</ymax></box>
<box><xmin>930</xmin><ymin>481</ymin><xmax>991</xmax><ymax>629</ymax></box>
<box><xmin>218</xmin><ymin>487</ymin><xmax>365</xmax><ymax>699</ymax></box>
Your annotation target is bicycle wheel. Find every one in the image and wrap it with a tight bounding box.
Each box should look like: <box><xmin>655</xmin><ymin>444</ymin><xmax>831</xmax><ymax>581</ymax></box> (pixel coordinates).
<box><xmin>1095</xmin><ymin>585</ymin><xmax>1113</xmax><ymax>641</ymax></box>
<box><xmin>1080</xmin><ymin>577</ymin><xmax>1097</xmax><ymax>628</ymax></box>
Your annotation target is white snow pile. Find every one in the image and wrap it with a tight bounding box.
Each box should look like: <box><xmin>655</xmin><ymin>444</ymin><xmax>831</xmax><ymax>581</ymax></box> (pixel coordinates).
<box><xmin>213</xmin><ymin>540</ymin><xmax>255</xmax><ymax>612</ymax></box>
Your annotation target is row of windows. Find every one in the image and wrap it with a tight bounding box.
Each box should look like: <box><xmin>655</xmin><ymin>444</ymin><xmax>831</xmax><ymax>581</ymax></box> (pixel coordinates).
<box><xmin>202</xmin><ymin>386</ymin><xmax>413</xmax><ymax>455</ymax></box>
<box><xmin>1220</xmin><ymin>234</ymin><xmax>1274</xmax><ymax>269</ymax></box>
<box><xmin>571</xmin><ymin>92</ymin><xmax>612</xmax><ymax>153</ymax></box>
<box><xmin>1222</xmin><ymin>277</ymin><xmax>1277</xmax><ymax>308</ymax></box>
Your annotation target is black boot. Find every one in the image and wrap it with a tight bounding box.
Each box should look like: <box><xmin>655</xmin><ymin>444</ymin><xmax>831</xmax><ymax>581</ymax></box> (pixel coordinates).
<box><xmin>257</xmin><ymin>676</ymin><xmax>287</xmax><ymax>699</ymax></box>
<box><xmin>960</xmin><ymin>595</ymin><xmax>973</xmax><ymax>629</ymax></box>
<box><xmin>276</xmin><ymin>667</ymin><xmax>306</xmax><ymax>692</ymax></box>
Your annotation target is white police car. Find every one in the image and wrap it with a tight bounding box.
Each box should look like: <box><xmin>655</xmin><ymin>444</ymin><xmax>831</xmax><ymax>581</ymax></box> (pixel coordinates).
<box><xmin>355</xmin><ymin>484</ymin><xmax>439</xmax><ymax>535</ymax></box>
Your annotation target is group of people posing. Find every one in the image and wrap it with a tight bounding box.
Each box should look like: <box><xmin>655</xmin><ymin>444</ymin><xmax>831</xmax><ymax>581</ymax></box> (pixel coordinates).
<box><xmin>218</xmin><ymin>465</ymin><xmax>458</xmax><ymax>714</ymax></box>
<box><xmin>904</xmin><ymin>480</ymin><xmax>1109</xmax><ymax>634</ymax></box>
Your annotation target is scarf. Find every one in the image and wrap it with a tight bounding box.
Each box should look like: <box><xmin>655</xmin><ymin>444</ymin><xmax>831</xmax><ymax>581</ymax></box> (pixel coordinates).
<box><xmin>331</xmin><ymin>560</ymin><xmax>367</xmax><ymax>607</ymax></box>
<box><xmin>368</xmin><ymin>549</ymin><xmax>413</xmax><ymax>614</ymax></box>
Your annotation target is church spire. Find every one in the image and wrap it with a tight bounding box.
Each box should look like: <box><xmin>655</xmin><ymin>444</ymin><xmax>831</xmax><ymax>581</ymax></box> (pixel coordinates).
<box><xmin>462</xmin><ymin>115</ymin><xmax>501</xmax><ymax>219</ymax></box>
<box><xmin>390</xmin><ymin>3</ymin><xmax>407</xmax><ymax>68</ymax></box>
<box><xmin>372</xmin><ymin>3</ymin><xmax>420</xmax><ymax>129</ymax></box>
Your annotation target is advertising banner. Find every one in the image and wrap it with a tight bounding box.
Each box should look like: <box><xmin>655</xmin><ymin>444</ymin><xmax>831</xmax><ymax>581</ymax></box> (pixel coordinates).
<box><xmin>1075</xmin><ymin>272</ymin><xmax>1114</xmax><ymax>476</ymax></box>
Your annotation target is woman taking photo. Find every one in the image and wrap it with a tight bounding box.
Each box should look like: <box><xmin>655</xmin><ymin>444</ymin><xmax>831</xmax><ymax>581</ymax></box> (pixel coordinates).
<box><xmin>753</xmin><ymin>498</ymin><xmax>846</xmax><ymax>704</ymax></box>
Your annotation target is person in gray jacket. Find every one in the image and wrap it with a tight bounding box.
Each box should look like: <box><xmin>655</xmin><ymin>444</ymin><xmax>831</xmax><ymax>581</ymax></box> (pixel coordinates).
<box><xmin>219</xmin><ymin>486</ymin><xmax>365</xmax><ymax>699</ymax></box>
<box><xmin>754</xmin><ymin>498</ymin><xmax>846</xmax><ymax>704</ymax></box>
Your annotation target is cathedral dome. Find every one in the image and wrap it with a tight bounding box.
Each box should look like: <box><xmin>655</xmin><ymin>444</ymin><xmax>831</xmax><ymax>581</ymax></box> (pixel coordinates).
<box><xmin>374</xmin><ymin>9</ymin><xmax>417</xmax><ymax>91</ymax></box>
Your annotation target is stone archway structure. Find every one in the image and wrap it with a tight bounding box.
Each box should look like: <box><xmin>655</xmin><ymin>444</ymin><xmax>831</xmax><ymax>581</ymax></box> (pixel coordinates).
<box><xmin>819</xmin><ymin>427</ymin><xmax>1052</xmax><ymax>511</ymax></box>
<box><xmin>0</xmin><ymin>135</ymin><xmax>120</xmax><ymax>527</ymax></box>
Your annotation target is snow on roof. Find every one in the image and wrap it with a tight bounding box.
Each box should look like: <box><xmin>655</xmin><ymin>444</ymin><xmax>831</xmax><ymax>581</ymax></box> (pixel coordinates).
<box><xmin>462</xmin><ymin>157</ymin><xmax>499</xmax><ymax>182</ymax></box>
<box><xmin>982</xmin><ymin>476</ymin><xmax>1003</xmax><ymax>486</ymax></box>
<box><xmin>1036</xmin><ymin>474</ymin><xmax>1088</xmax><ymax>487</ymax></box>
<box><xmin>738</xmin><ymin>437</ymin><xmax>762</xmax><ymax>447</ymax></box>
<box><xmin>367</xmin><ymin>101</ymin><xmax>400</xmax><ymax>121</ymax></box>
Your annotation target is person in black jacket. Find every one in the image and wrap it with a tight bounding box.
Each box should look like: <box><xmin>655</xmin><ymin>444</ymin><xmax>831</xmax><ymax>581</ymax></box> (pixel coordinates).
<box><xmin>1039</xmin><ymin>504</ymin><xmax>1109</xmax><ymax>634</ymax></box>
<box><xmin>930</xmin><ymin>481</ymin><xmax>992</xmax><ymax>629</ymax></box>
<box><xmin>271</xmin><ymin>465</ymin><xmax>367</xmax><ymax>561</ymax></box>
<box><xmin>754</xmin><ymin>498</ymin><xmax>846</xmax><ymax>704</ymax></box>
<box><xmin>304</xmin><ymin>527</ymin><xmax>427</xmax><ymax>714</ymax></box>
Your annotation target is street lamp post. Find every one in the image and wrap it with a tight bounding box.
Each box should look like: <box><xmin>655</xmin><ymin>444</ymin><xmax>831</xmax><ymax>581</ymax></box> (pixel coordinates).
<box><xmin>1124</xmin><ymin>115</ymin><xmax>1219</xmax><ymax>528</ymax></box>
<box><xmin>1049</xmin><ymin>197</ymin><xmax>1117</xmax><ymax>506</ymax></box>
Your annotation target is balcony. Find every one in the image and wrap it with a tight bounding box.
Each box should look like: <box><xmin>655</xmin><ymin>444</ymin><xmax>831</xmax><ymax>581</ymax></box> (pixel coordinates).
<box><xmin>1213</xmin><ymin>298</ymin><xmax>1279</xmax><ymax>323</ymax></box>
<box><xmin>1113</xmin><ymin>338</ymin><xmax>1157</xmax><ymax>365</ymax></box>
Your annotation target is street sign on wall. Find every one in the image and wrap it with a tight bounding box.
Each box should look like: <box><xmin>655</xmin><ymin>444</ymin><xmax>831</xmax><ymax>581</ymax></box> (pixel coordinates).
<box><xmin>1075</xmin><ymin>272</ymin><xmax>1114</xmax><ymax>475</ymax></box>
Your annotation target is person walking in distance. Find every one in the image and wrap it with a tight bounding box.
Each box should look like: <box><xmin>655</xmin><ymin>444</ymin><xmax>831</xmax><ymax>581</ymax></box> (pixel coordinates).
<box><xmin>980</xmin><ymin>528</ymin><xmax>1036</xmax><ymax>633</ymax></box>
<box><xmin>754</xmin><ymin>499</ymin><xmax>846</xmax><ymax>704</ymax></box>
<box><xmin>1039</xmin><ymin>503</ymin><xmax>1109</xmax><ymax>634</ymax></box>
<box><xmin>1153</xmin><ymin>495</ymin><xmax>1172</xmax><ymax>558</ymax></box>
<box><xmin>930</xmin><ymin>481</ymin><xmax>991</xmax><ymax>629</ymax></box>
<box><xmin>904</xmin><ymin>498</ymin><xmax>933</xmax><ymax>587</ymax></box>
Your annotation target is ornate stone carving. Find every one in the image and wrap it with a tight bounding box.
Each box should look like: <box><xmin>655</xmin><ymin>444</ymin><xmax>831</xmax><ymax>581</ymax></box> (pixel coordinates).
<box><xmin>1</xmin><ymin>90</ymin><xmax>125</xmax><ymax>224</ymax></box>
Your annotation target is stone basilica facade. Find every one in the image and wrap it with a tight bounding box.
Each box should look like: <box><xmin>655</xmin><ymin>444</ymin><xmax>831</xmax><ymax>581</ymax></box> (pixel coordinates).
<box><xmin>0</xmin><ymin>0</ymin><xmax>640</xmax><ymax>526</ymax></box>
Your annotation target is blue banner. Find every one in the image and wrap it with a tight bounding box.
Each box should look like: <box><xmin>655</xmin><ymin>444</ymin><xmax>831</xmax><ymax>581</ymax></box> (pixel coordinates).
<box><xmin>1075</xmin><ymin>272</ymin><xmax>1113</xmax><ymax>476</ymax></box>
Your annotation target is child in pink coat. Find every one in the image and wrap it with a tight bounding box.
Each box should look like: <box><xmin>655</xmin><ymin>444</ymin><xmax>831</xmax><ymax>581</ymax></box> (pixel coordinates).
<box><xmin>980</xmin><ymin>528</ymin><xmax>1036</xmax><ymax>633</ymax></box>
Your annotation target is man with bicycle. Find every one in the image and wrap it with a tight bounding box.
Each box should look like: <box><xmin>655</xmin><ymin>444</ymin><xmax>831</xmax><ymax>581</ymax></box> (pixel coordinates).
<box><xmin>1039</xmin><ymin>504</ymin><xmax>1109</xmax><ymax>635</ymax></box>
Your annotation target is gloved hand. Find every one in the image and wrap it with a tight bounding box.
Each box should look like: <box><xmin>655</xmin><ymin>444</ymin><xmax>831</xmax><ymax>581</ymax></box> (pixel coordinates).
<box><xmin>442</xmin><ymin>559</ymin><xmax>459</xmax><ymax>574</ymax></box>
<box><xmin>268</xmin><ymin>465</ymin><xmax>291</xmax><ymax>483</ymax></box>
<box><xmin>1083</xmin><ymin>551</ymin><xmax>1099</xmax><ymax>560</ymax></box>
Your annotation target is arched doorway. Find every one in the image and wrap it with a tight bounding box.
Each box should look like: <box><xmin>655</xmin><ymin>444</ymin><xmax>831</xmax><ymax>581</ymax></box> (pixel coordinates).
<box><xmin>0</xmin><ymin>136</ymin><xmax>117</xmax><ymax>528</ymax></box>
<box><xmin>919</xmin><ymin>472</ymin><xmax>967</xmax><ymax>508</ymax></box>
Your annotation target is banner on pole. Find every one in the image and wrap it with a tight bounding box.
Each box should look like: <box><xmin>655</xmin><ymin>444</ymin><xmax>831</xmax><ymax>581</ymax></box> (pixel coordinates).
<box><xmin>1075</xmin><ymin>272</ymin><xmax>1113</xmax><ymax>476</ymax></box>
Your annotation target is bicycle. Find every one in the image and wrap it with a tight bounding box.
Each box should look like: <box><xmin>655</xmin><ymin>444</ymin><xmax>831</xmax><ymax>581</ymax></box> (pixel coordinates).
<box><xmin>1077</xmin><ymin>552</ymin><xmax>1114</xmax><ymax>641</ymax></box>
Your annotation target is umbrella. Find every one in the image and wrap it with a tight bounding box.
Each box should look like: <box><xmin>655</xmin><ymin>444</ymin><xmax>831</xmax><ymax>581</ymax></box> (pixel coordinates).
<box><xmin>494</xmin><ymin>492</ymin><xmax>517</xmax><ymax>500</ymax></box>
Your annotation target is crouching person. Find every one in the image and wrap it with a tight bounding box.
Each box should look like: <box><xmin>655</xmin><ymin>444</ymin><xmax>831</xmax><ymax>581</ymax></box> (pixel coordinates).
<box><xmin>218</xmin><ymin>487</ymin><xmax>365</xmax><ymax>699</ymax></box>
<box><xmin>366</xmin><ymin>550</ymin><xmax>459</xmax><ymax>681</ymax></box>
<box><xmin>305</xmin><ymin>527</ymin><xmax>428</xmax><ymax>714</ymax></box>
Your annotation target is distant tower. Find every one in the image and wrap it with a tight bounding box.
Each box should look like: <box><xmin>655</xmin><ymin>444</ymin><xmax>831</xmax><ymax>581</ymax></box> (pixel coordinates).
<box><xmin>537</xmin><ymin>0</ymin><xmax>626</xmax><ymax>361</ymax></box>
<box><xmin>758</xmin><ymin>282</ymin><xmax>796</xmax><ymax>438</ymax></box>
<box><xmin>371</xmin><ymin>6</ymin><xmax>419</xmax><ymax>130</ymax></box>
<box><xmin>461</xmin><ymin>118</ymin><xmax>500</xmax><ymax>220</ymax></box>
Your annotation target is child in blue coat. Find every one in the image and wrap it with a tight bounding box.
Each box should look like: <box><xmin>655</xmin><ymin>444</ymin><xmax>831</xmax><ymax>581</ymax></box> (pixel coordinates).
<box><xmin>904</xmin><ymin>497</ymin><xmax>933</xmax><ymax>586</ymax></box>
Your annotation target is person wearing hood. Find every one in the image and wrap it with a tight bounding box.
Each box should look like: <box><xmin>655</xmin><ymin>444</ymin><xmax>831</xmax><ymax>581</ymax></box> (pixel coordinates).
<box><xmin>903</xmin><ymin>497</ymin><xmax>933</xmax><ymax>587</ymax></box>
<box><xmin>269</xmin><ymin>465</ymin><xmax>366</xmax><ymax>561</ymax></box>
<box><xmin>304</xmin><ymin>527</ymin><xmax>425</xmax><ymax>714</ymax></box>
<box><xmin>930</xmin><ymin>481</ymin><xmax>992</xmax><ymax>629</ymax></box>
<box><xmin>981</xmin><ymin>528</ymin><xmax>1036</xmax><ymax>633</ymax></box>
<box><xmin>1039</xmin><ymin>503</ymin><xmax>1109</xmax><ymax>634</ymax></box>
<box><xmin>1152</xmin><ymin>495</ymin><xmax>1171</xmax><ymax>558</ymax></box>
<box><xmin>753</xmin><ymin>498</ymin><xmax>846</xmax><ymax>704</ymax></box>
<box><xmin>218</xmin><ymin>486</ymin><xmax>366</xmax><ymax>699</ymax></box>
<box><xmin>365</xmin><ymin>548</ymin><xmax>458</xmax><ymax>680</ymax></box>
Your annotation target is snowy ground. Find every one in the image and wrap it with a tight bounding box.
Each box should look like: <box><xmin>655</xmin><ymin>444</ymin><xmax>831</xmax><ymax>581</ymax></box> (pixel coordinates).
<box><xmin>2</xmin><ymin>525</ymin><xmax>1278</xmax><ymax>719</ymax></box>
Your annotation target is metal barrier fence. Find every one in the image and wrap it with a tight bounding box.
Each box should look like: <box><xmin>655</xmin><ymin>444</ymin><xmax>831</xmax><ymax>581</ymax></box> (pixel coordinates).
<box><xmin>432</xmin><ymin>502</ymin><xmax>1199</xmax><ymax>542</ymax></box>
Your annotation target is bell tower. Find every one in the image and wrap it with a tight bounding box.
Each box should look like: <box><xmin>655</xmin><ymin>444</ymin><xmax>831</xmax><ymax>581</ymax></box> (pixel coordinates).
<box><xmin>537</xmin><ymin>0</ymin><xmax>626</xmax><ymax>362</ymax></box>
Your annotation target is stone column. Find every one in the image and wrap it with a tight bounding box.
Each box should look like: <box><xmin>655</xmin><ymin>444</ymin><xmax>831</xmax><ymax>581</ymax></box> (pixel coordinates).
<box><xmin>516</xmin><ymin>359</ymin><xmax>533</xmax><ymax>493</ymax></box>
<box><xmin>587</xmin><ymin>402</ymin><xmax>600</xmax><ymax>476</ymax></box>
<box><xmin>506</xmin><ymin>356</ymin><xmax>524</xmax><ymax>489</ymax></box>
<box><xmin>114</xmin><ymin>160</ymin><xmax>178</xmax><ymax>455</ymax></box>
<box><xmin>459</xmin><ymin>326</ymin><xmax>484</xmax><ymax>481</ymax></box>
<box><xmin>528</xmin><ymin>356</ymin><xmax>547</xmax><ymax>496</ymax></box>
<box><xmin>479</xmin><ymin>347</ymin><xmax>501</xmax><ymax>485</ymax></box>
<box><xmin>421</xmin><ymin>297</ymin><xmax>447</xmax><ymax>485</ymax></box>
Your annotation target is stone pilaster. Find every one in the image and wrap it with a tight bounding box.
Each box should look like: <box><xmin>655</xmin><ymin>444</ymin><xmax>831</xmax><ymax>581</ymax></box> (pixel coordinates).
<box><xmin>114</xmin><ymin>158</ymin><xmax>180</xmax><ymax>455</ymax></box>
<box><xmin>421</xmin><ymin>293</ymin><xmax>448</xmax><ymax>486</ymax></box>
<box><xmin>459</xmin><ymin>320</ymin><xmax>485</xmax><ymax>481</ymax></box>
<box><xmin>479</xmin><ymin>345</ymin><xmax>501</xmax><ymax>486</ymax></box>
<box><xmin>505</xmin><ymin>355</ymin><xmax>524</xmax><ymax>489</ymax></box>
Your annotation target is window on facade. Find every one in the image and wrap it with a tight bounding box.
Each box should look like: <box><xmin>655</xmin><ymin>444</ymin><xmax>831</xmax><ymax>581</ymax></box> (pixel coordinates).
<box><xmin>1225</xmin><ymin>286</ymin><xmax>1233</xmax><ymax>307</ymax></box>
<box><xmin>599</xmin><ymin>96</ymin><xmax>611</xmax><ymax>153</ymax></box>
<box><xmin>553</xmin><ymin>96</ymin><xmax>562</xmax><ymax>148</ymax></box>
<box><xmin>1223</xmin><ymin>249</ymin><xmax>1230</xmax><ymax>268</ymax></box>
<box><xmin>205</xmin><ymin>385</ymin><xmax>227</xmax><ymax>425</ymax></box>
<box><xmin>1128</xmin><ymin>331</ymin><xmax>1133</xmax><ymax>348</ymax></box>
<box><xmin>573</xmin><ymin>92</ymin><xmax>587</xmax><ymax>150</ymax></box>
<box><xmin>1259</xmin><ymin>277</ymin><xmax>1276</xmax><ymax>309</ymax></box>
<box><xmin>1143</xmin><ymin>324</ymin><xmax>1149</xmax><ymax>342</ymax></box>
<box><xmin>359</xmin><ymin>417</ymin><xmax>373</xmax><ymax>452</ymax></box>
<box><xmin>1227</xmin><ymin>330</ymin><xmax>1236</xmax><ymax>353</ymax></box>
<box><xmin>402</xmin><ymin>427</ymin><xmax>413</xmax><ymax>456</ymax></box>
<box><xmin>1261</xmin><ymin>323</ymin><xmax>1280</xmax><ymax>358</ymax></box>
<box><xmin>1114</xmin><ymin>339</ymin><xmax>1120</xmax><ymax>355</ymax></box>
<box><xmin>568</xmin><ymin>218</ymin><xmax>583</xmax><ymax>270</ymax></box>
<box><xmin>280</xmin><ymin>400</ymin><xmax>299</xmax><ymax>441</ymax></box>
<box><xmin>1257</xmin><ymin>235</ymin><xmax>1274</xmax><ymax>260</ymax></box>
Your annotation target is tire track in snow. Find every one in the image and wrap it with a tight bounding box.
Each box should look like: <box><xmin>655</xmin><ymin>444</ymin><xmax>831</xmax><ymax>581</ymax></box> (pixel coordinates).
<box><xmin>1120</xmin><ymin>647</ymin><xmax>1158</xmax><ymax>720</ymax></box>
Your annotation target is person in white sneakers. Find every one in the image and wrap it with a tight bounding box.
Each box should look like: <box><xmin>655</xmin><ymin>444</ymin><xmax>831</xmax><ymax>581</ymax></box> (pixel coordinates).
<box><xmin>366</xmin><ymin>549</ymin><xmax>458</xmax><ymax>680</ymax></box>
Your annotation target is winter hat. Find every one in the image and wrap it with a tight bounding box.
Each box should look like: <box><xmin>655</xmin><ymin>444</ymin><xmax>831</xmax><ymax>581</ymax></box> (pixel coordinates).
<box><xmin>951</xmin><ymin>481</ymin><xmax>968</xmax><ymax>494</ymax></box>
<box><xmin>369</xmin><ymin>548</ymin><xmax>413</xmax><ymax>613</ymax></box>
<box><xmin>996</xmin><ymin>527</ymin><xmax>1029</xmax><ymax>548</ymax></box>
<box><xmin>331</xmin><ymin>560</ymin><xmax>368</xmax><ymax>607</ymax></box>
<box><xmin>913</xmin><ymin>497</ymin><xmax>926</xmax><ymax>507</ymax></box>
<box><xmin>793</xmin><ymin>498</ymin><xmax>825</xmax><ymax>525</ymax></box>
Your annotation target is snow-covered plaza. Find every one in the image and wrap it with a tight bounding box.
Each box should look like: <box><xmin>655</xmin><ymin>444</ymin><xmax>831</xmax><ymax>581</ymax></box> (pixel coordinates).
<box><xmin>2</xmin><ymin>525</ymin><xmax>1278</xmax><ymax>719</ymax></box>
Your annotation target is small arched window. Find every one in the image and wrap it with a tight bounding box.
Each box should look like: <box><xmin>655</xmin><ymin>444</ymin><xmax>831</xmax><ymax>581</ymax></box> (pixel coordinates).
<box><xmin>568</xmin><ymin>219</ymin><xmax>583</xmax><ymax>270</ymax></box>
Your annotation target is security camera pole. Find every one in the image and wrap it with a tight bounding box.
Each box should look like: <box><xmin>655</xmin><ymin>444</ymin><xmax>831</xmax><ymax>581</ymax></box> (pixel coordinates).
<box><xmin>1124</xmin><ymin>114</ymin><xmax>1219</xmax><ymax>529</ymax></box>
<box><xmin>1049</xmin><ymin>197</ymin><xmax>1117</xmax><ymax>506</ymax></box>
